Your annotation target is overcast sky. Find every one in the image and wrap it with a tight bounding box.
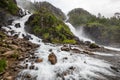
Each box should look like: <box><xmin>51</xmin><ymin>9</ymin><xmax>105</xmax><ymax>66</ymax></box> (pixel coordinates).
<box><xmin>31</xmin><ymin>0</ymin><xmax>120</xmax><ymax>17</ymax></box>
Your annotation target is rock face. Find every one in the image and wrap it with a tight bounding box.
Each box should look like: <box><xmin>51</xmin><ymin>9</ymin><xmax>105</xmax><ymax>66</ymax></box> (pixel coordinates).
<box><xmin>25</xmin><ymin>6</ymin><xmax>77</xmax><ymax>44</ymax></box>
<box><xmin>48</xmin><ymin>52</ymin><xmax>57</xmax><ymax>65</ymax></box>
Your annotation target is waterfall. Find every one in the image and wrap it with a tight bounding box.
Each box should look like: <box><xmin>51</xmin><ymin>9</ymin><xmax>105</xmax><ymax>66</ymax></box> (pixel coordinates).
<box><xmin>2</xmin><ymin>1</ymin><xmax>120</xmax><ymax>80</ymax></box>
<box><xmin>65</xmin><ymin>16</ymin><xmax>94</xmax><ymax>43</ymax></box>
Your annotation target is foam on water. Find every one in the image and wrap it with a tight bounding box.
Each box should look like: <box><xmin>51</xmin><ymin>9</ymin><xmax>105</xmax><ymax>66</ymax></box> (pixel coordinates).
<box><xmin>2</xmin><ymin>11</ymin><xmax>118</xmax><ymax>80</ymax></box>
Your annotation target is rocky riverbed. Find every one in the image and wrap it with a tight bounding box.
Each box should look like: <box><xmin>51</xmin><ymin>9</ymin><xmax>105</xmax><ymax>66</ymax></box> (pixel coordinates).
<box><xmin>0</xmin><ymin>30</ymin><xmax>39</xmax><ymax>80</ymax></box>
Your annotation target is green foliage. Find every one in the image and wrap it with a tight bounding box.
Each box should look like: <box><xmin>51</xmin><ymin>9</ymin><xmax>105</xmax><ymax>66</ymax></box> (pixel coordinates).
<box><xmin>0</xmin><ymin>59</ymin><xmax>7</xmax><ymax>73</ymax></box>
<box><xmin>68</xmin><ymin>8</ymin><xmax>120</xmax><ymax>45</ymax></box>
<box><xmin>0</xmin><ymin>0</ymin><xmax>19</xmax><ymax>15</ymax></box>
<box><xmin>26</xmin><ymin>8</ymin><xmax>77</xmax><ymax>44</ymax></box>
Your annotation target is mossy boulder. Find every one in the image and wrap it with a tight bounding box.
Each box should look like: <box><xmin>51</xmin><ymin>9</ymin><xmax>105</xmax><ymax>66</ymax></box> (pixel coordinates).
<box><xmin>89</xmin><ymin>43</ymin><xmax>100</xmax><ymax>49</ymax></box>
<box><xmin>25</xmin><ymin>9</ymin><xmax>77</xmax><ymax>44</ymax></box>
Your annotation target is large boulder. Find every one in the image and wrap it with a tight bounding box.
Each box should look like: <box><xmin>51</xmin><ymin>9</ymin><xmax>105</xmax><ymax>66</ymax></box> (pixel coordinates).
<box><xmin>48</xmin><ymin>52</ymin><xmax>57</xmax><ymax>65</ymax></box>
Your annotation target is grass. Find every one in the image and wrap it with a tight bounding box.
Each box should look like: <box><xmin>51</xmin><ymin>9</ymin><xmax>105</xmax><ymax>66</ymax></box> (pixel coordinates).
<box><xmin>0</xmin><ymin>59</ymin><xmax>7</xmax><ymax>73</ymax></box>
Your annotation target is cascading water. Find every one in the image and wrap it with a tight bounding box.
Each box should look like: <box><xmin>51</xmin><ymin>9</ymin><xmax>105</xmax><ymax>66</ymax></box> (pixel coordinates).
<box><xmin>2</xmin><ymin>1</ymin><xmax>120</xmax><ymax>80</ymax></box>
<box><xmin>65</xmin><ymin>16</ymin><xmax>94</xmax><ymax>43</ymax></box>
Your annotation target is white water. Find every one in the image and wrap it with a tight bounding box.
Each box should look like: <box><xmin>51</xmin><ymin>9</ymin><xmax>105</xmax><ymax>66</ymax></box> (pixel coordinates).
<box><xmin>2</xmin><ymin>12</ymin><xmax>119</xmax><ymax>80</ymax></box>
<box><xmin>65</xmin><ymin>16</ymin><xmax>94</xmax><ymax>43</ymax></box>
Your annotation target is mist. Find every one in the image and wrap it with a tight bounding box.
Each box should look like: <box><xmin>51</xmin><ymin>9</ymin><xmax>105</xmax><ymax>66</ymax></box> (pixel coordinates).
<box><xmin>30</xmin><ymin>0</ymin><xmax>120</xmax><ymax>17</ymax></box>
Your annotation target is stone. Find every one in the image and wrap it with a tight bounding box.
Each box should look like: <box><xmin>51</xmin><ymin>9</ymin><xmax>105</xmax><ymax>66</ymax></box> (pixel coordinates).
<box><xmin>2</xmin><ymin>50</ymin><xmax>15</xmax><ymax>57</ymax></box>
<box><xmin>25</xmin><ymin>74</ymin><xmax>31</xmax><ymax>78</ymax></box>
<box><xmin>48</xmin><ymin>52</ymin><xmax>57</xmax><ymax>65</ymax></box>
<box><xmin>18</xmin><ymin>56</ymin><xmax>25</xmax><ymax>61</ymax></box>
<box><xmin>35</xmin><ymin>58</ymin><xmax>43</xmax><ymax>63</ymax></box>
<box><xmin>83</xmin><ymin>50</ymin><xmax>94</xmax><ymax>55</ymax></box>
<box><xmin>5</xmin><ymin>76</ymin><xmax>14</xmax><ymax>80</ymax></box>
<box><xmin>9</xmin><ymin>44</ymin><xmax>19</xmax><ymax>49</ymax></box>
<box><xmin>61</xmin><ymin>46</ymin><xmax>70</xmax><ymax>51</ymax></box>
<box><xmin>3</xmin><ymin>72</ymin><xmax>10</xmax><ymax>78</ymax></box>
<box><xmin>110</xmin><ymin>66</ymin><xmax>119</xmax><ymax>72</ymax></box>
<box><xmin>89</xmin><ymin>43</ymin><xmax>100</xmax><ymax>49</ymax></box>
<box><xmin>84</xmin><ymin>41</ymin><xmax>91</xmax><ymax>45</ymax></box>
<box><xmin>29</xmin><ymin>63</ymin><xmax>35</xmax><ymax>70</ymax></box>
<box><xmin>15</xmin><ymin>23</ymin><xmax>21</xmax><ymax>28</ymax></box>
<box><xmin>24</xmin><ymin>64</ymin><xmax>28</xmax><ymax>69</ymax></box>
<box><xmin>49</xmin><ymin>49</ymin><xmax>52</xmax><ymax>52</ymax></box>
<box><xmin>71</xmin><ymin>48</ymin><xmax>81</xmax><ymax>53</ymax></box>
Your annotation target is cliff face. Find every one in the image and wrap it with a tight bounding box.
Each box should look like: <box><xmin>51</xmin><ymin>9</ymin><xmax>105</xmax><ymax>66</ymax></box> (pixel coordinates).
<box><xmin>68</xmin><ymin>8</ymin><xmax>120</xmax><ymax>47</ymax></box>
<box><xmin>0</xmin><ymin>0</ymin><xmax>19</xmax><ymax>27</ymax></box>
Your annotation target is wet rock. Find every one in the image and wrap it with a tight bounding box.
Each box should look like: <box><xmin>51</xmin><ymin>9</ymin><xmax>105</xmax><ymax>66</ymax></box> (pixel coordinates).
<box><xmin>48</xmin><ymin>52</ymin><xmax>57</xmax><ymax>65</ymax></box>
<box><xmin>15</xmin><ymin>23</ymin><xmax>21</xmax><ymax>28</ymax></box>
<box><xmin>25</xmin><ymin>74</ymin><xmax>31</xmax><ymax>78</ymax></box>
<box><xmin>71</xmin><ymin>48</ymin><xmax>81</xmax><ymax>53</ymax></box>
<box><xmin>35</xmin><ymin>58</ymin><xmax>43</xmax><ymax>63</ymax></box>
<box><xmin>83</xmin><ymin>50</ymin><xmax>94</xmax><ymax>55</ymax></box>
<box><xmin>7</xmin><ymin>19</ymin><xmax>13</xmax><ymax>25</ymax></box>
<box><xmin>24</xmin><ymin>64</ymin><xmax>28</xmax><ymax>69</ymax></box>
<box><xmin>89</xmin><ymin>43</ymin><xmax>100</xmax><ymax>49</ymax></box>
<box><xmin>84</xmin><ymin>41</ymin><xmax>91</xmax><ymax>45</ymax></box>
<box><xmin>110</xmin><ymin>66</ymin><xmax>119</xmax><ymax>72</ymax></box>
<box><xmin>61</xmin><ymin>46</ymin><xmax>70</xmax><ymax>51</ymax></box>
<box><xmin>69</xmin><ymin>66</ymin><xmax>75</xmax><ymax>70</ymax></box>
<box><xmin>29</xmin><ymin>63</ymin><xmax>35</xmax><ymax>70</ymax></box>
<box><xmin>49</xmin><ymin>49</ymin><xmax>53</xmax><ymax>52</ymax></box>
<box><xmin>22</xmin><ymin>34</ymin><xmax>33</xmax><ymax>40</ymax></box>
<box><xmin>13</xmin><ymin>34</ymin><xmax>19</xmax><ymax>38</ymax></box>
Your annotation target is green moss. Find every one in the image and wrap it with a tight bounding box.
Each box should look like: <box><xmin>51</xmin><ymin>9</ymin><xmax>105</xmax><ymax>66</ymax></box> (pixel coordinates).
<box><xmin>63</xmin><ymin>39</ymin><xmax>76</xmax><ymax>44</ymax></box>
<box><xmin>0</xmin><ymin>59</ymin><xmax>7</xmax><ymax>73</ymax></box>
<box><xmin>89</xmin><ymin>43</ymin><xmax>100</xmax><ymax>49</ymax></box>
<box><xmin>43</xmin><ymin>33</ymin><xmax>49</xmax><ymax>39</ymax></box>
<box><xmin>33</xmin><ymin>26</ymin><xmax>41</xmax><ymax>34</ymax></box>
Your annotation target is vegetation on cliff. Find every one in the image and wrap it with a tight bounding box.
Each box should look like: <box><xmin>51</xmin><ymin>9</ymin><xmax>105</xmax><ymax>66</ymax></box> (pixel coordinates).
<box><xmin>25</xmin><ymin>7</ymin><xmax>77</xmax><ymax>44</ymax></box>
<box><xmin>0</xmin><ymin>0</ymin><xmax>19</xmax><ymax>15</ymax></box>
<box><xmin>0</xmin><ymin>0</ymin><xmax>19</xmax><ymax>27</ymax></box>
<box><xmin>68</xmin><ymin>8</ymin><xmax>120</xmax><ymax>47</ymax></box>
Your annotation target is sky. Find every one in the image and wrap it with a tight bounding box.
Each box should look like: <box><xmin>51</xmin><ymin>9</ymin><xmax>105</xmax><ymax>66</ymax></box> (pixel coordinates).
<box><xmin>30</xmin><ymin>0</ymin><xmax>120</xmax><ymax>17</ymax></box>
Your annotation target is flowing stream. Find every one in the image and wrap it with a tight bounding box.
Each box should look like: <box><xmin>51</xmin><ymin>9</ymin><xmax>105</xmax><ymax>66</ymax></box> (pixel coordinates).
<box><xmin>2</xmin><ymin>5</ymin><xmax>120</xmax><ymax>80</ymax></box>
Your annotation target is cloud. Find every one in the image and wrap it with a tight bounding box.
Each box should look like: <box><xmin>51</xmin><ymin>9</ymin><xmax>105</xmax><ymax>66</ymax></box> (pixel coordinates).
<box><xmin>31</xmin><ymin>0</ymin><xmax>120</xmax><ymax>17</ymax></box>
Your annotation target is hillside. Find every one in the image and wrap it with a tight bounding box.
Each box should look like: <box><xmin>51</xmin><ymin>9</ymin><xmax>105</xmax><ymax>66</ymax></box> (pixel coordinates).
<box><xmin>68</xmin><ymin>8</ymin><xmax>120</xmax><ymax>47</ymax></box>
